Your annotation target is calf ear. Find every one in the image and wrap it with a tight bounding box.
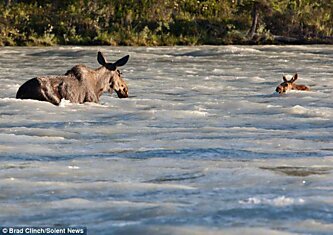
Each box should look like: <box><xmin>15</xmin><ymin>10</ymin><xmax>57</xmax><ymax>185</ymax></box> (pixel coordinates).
<box><xmin>283</xmin><ymin>76</ymin><xmax>288</xmax><ymax>82</ymax></box>
<box><xmin>115</xmin><ymin>55</ymin><xmax>129</xmax><ymax>67</ymax></box>
<box><xmin>291</xmin><ymin>73</ymin><xmax>298</xmax><ymax>82</ymax></box>
<box><xmin>97</xmin><ymin>51</ymin><xmax>107</xmax><ymax>66</ymax></box>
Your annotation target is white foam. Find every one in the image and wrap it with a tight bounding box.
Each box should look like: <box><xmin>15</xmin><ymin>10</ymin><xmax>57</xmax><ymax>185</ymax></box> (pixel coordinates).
<box><xmin>239</xmin><ymin>196</ymin><xmax>305</xmax><ymax>207</ymax></box>
<box><xmin>224</xmin><ymin>45</ymin><xmax>262</xmax><ymax>54</ymax></box>
<box><xmin>68</xmin><ymin>165</ymin><xmax>80</xmax><ymax>169</ymax></box>
<box><xmin>59</xmin><ymin>98</ymin><xmax>71</xmax><ymax>107</ymax></box>
<box><xmin>288</xmin><ymin>105</ymin><xmax>332</xmax><ymax>118</ymax></box>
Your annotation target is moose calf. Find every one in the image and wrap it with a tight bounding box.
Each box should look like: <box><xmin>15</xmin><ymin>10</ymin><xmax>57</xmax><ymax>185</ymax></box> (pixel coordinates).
<box><xmin>276</xmin><ymin>73</ymin><xmax>310</xmax><ymax>94</ymax></box>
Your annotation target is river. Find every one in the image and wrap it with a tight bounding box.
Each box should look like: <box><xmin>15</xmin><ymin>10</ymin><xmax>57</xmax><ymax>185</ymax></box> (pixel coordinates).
<box><xmin>0</xmin><ymin>45</ymin><xmax>333</xmax><ymax>234</ymax></box>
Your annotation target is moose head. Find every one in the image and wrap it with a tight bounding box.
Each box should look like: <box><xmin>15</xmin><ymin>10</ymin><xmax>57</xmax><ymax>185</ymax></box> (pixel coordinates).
<box><xmin>97</xmin><ymin>52</ymin><xmax>129</xmax><ymax>98</ymax></box>
<box><xmin>275</xmin><ymin>73</ymin><xmax>310</xmax><ymax>94</ymax></box>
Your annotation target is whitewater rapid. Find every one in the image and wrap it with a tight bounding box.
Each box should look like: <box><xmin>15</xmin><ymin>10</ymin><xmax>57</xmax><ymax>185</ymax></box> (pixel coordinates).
<box><xmin>0</xmin><ymin>45</ymin><xmax>332</xmax><ymax>234</ymax></box>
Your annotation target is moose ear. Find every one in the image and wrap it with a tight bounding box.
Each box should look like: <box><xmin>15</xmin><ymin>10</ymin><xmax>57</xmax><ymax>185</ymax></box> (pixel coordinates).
<box><xmin>283</xmin><ymin>76</ymin><xmax>288</xmax><ymax>82</ymax></box>
<box><xmin>105</xmin><ymin>63</ymin><xmax>116</xmax><ymax>71</ymax></box>
<box><xmin>97</xmin><ymin>51</ymin><xmax>107</xmax><ymax>66</ymax></box>
<box><xmin>114</xmin><ymin>55</ymin><xmax>129</xmax><ymax>67</ymax></box>
<box><xmin>292</xmin><ymin>73</ymin><xmax>298</xmax><ymax>82</ymax></box>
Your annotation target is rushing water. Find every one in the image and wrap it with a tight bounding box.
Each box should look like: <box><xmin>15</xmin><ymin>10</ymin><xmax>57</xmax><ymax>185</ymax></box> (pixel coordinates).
<box><xmin>0</xmin><ymin>46</ymin><xmax>333</xmax><ymax>235</ymax></box>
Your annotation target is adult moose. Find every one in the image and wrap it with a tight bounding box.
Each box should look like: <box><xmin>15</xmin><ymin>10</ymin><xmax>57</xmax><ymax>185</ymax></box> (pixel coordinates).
<box><xmin>275</xmin><ymin>73</ymin><xmax>310</xmax><ymax>94</ymax></box>
<box><xmin>16</xmin><ymin>52</ymin><xmax>129</xmax><ymax>105</ymax></box>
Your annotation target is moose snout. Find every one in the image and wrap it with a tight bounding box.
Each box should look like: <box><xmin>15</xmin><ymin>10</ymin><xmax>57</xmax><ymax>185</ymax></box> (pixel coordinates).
<box><xmin>116</xmin><ymin>89</ymin><xmax>128</xmax><ymax>98</ymax></box>
<box><xmin>275</xmin><ymin>86</ymin><xmax>283</xmax><ymax>94</ymax></box>
<box><xmin>119</xmin><ymin>93</ymin><xmax>128</xmax><ymax>98</ymax></box>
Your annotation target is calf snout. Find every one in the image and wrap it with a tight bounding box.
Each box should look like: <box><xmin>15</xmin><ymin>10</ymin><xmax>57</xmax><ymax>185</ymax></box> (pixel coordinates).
<box><xmin>275</xmin><ymin>86</ymin><xmax>283</xmax><ymax>93</ymax></box>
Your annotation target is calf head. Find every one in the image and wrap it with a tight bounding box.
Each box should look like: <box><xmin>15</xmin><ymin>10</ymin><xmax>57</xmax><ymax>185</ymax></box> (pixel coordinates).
<box><xmin>276</xmin><ymin>73</ymin><xmax>298</xmax><ymax>94</ymax></box>
<box><xmin>97</xmin><ymin>52</ymin><xmax>129</xmax><ymax>98</ymax></box>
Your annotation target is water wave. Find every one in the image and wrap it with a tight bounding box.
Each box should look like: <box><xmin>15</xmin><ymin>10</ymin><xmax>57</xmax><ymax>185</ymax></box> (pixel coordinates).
<box><xmin>239</xmin><ymin>196</ymin><xmax>305</xmax><ymax>207</ymax></box>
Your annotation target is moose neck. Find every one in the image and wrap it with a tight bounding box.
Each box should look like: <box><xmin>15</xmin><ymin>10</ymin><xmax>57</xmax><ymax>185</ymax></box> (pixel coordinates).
<box><xmin>94</xmin><ymin>66</ymin><xmax>112</xmax><ymax>97</ymax></box>
<box><xmin>96</xmin><ymin>66</ymin><xmax>109</xmax><ymax>80</ymax></box>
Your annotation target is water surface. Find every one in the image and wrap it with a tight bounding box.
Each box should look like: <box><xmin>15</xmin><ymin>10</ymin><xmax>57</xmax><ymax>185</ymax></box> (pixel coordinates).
<box><xmin>0</xmin><ymin>46</ymin><xmax>333</xmax><ymax>234</ymax></box>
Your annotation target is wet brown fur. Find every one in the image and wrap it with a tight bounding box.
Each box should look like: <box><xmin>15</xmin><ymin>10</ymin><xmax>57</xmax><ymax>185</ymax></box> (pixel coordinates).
<box><xmin>276</xmin><ymin>73</ymin><xmax>310</xmax><ymax>94</ymax></box>
<box><xmin>16</xmin><ymin>52</ymin><xmax>129</xmax><ymax>105</ymax></box>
